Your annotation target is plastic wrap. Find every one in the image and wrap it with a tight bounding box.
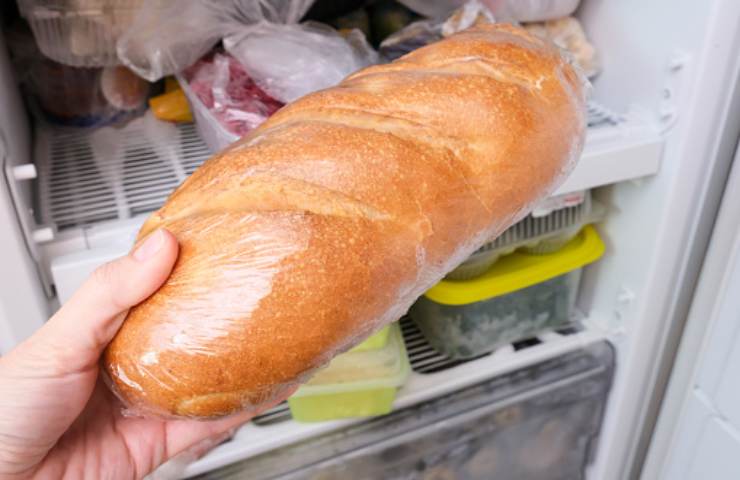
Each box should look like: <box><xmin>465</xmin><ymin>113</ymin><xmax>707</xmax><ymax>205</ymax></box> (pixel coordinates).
<box><xmin>380</xmin><ymin>1</ymin><xmax>494</xmax><ymax>60</ymax></box>
<box><xmin>523</xmin><ymin>17</ymin><xmax>600</xmax><ymax>78</ymax></box>
<box><xmin>6</xmin><ymin>21</ymin><xmax>149</xmax><ymax>127</ymax></box>
<box><xmin>117</xmin><ymin>0</ymin><xmax>315</xmax><ymax>82</ymax></box>
<box><xmin>223</xmin><ymin>21</ymin><xmax>379</xmax><ymax>102</ymax></box>
<box><xmin>396</xmin><ymin>0</ymin><xmax>580</xmax><ymax>22</ymax></box>
<box><xmin>17</xmin><ymin>0</ymin><xmax>173</xmax><ymax>67</ymax></box>
<box><xmin>176</xmin><ymin>53</ymin><xmax>283</xmax><ymax>152</ymax></box>
<box><xmin>103</xmin><ymin>24</ymin><xmax>589</xmax><ymax>420</ymax></box>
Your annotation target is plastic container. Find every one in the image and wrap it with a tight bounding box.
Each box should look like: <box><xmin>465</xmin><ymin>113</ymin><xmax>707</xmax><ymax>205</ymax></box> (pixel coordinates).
<box><xmin>447</xmin><ymin>190</ymin><xmax>604</xmax><ymax>280</ymax></box>
<box><xmin>348</xmin><ymin>325</ymin><xmax>392</xmax><ymax>353</ymax></box>
<box><xmin>176</xmin><ymin>53</ymin><xmax>283</xmax><ymax>153</ymax></box>
<box><xmin>410</xmin><ymin>226</ymin><xmax>605</xmax><ymax>360</ymax></box>
<box><xmin>17</xmin><ymin>0</ymin><xmax>171</xmax><ymax>67</ymax></box>
<box><xmin>27</xmin><ymin>61</ymin><xmax>147</xmax><ymax>127</ymax></box>
<box><xmin>288</xmin><ymin>323</ymin><xmax>410</xmax><ymax>422</ymax></box>
<box><xmin>197</xmin><ymin>342</ymin><xmax>614</xmax><ymax>480</ymax></box>
<box><xmin>176</xmin><ymin>72</ymin><xmax>239</xmax><ymax>153</ymax></box>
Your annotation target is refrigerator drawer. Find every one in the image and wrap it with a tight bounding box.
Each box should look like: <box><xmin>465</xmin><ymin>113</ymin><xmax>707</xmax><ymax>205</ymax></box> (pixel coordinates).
<box><xmin>196</xmin><ymin>342</ymin><xmax>614</xmax><ymax>480</ymax></box>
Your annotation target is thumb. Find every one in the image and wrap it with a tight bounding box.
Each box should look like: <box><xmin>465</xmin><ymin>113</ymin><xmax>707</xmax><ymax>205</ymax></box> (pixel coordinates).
<box><xmin>36</xmin><ymin>228</ymin><xmax>179</xmax><ymax>372</ymax></box>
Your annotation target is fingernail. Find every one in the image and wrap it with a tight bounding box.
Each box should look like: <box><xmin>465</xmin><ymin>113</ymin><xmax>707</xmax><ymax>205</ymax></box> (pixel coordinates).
<box><xmin>133</xmin><ymin>229</ymin><xmax>164</xmax><ymax>262</ymax></box>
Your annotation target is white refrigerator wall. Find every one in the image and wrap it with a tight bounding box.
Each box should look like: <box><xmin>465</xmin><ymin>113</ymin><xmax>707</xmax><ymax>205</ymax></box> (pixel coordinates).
<box><xmin>0</xmin><ymin>33</ymin><xmax>48</xmax><ymax>353</ymax></box>
<box><xmin>577</xmin><ymin>0</ymin><xmax>740</xmax><ymax>478</ymax></box>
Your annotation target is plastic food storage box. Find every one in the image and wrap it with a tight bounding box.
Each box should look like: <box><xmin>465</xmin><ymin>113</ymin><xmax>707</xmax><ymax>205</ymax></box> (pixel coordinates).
<box><xmin>18</xmin><ymin>0</ymin><xmax>169</xmax><ymax>67</ymax></box>
<box><xmin>410</xmin><ymin>226</ymin><xmax>605</xmax><ymax>360</ymax></box>
<box><xmin>447</xmin><ymin>190</ymin><xmax>605</xmax><ymax>280</ymax></box>
<box><xmin>175</xmin><ymin>73</ymin><xmax>240</xmax><ymax>153</ymax></box>
<box><xmin>288</xmin><ymin>323</ymin><xmax>410</xmax><ymax>422</ymax></box>
<box><xmin>195</xmin><ymin>341</ymin><xmax>614</xmax><ymax>480</ymax></box>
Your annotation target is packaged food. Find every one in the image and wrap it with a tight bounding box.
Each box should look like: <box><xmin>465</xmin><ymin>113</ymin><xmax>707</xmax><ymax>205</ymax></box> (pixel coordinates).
<box><xmin>379</xmin><ymin>1</ymin><xmax>493</xmax><ymax>61</ymax></box>
<box><xmin>396</xmin><ymin>0</ymin><xmax>580</xmax><ymax>22</ymax></box>
<box><xmin>524</xmin><ymin>17</ymin><xmax>600</xmax><ymax>78</ymax></box>
<box><xmin>116</xmin><ymin>0</ymin><xmax>315</xmax><ymax>82</ymax></box>
<box><xmin>6</xmin><ymin>20</ymin><xmax>148</xmax><ymax>127</ymax></box>
<box><xmin>99</xmin><ymin>65</ymin><xmax>150</xmax><ymax>110</ymax></box>
<box><xmin>17</xmin><ymin>0</ymin><xmax>172</xmax><ymax>67</ymax></box>
<box><xmin>447</xmin><ymin>190</ymin><xmax>604</xmax><ymax>280</ymax></box>
<box><xmin>410</xmin><ymin>226</ymin><xmax>605</xmax><ymax>360</ymax></box>
<box><xmin>288</xmin><ymin>323</ymin><xmax>410</xmax><ymax>422</ymax></box>
<box><xmin>177</xmin><ymin>52</ymin><xmax>284</xmax><ymax>152</ymax></box>
<box><xmin>223</xmin><ymin>21</ymin><xmax>379</xmax><ymax>103</ymax></box>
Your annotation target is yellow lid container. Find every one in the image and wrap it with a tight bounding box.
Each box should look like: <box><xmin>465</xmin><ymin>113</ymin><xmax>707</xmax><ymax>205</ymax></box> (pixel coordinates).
<box><xmin>426</xmin><ymin>225</ymin><xmax>605</xmax><ymax>306</ymax></box>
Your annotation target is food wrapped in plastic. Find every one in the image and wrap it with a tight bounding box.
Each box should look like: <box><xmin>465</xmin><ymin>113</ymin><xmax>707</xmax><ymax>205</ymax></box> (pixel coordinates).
<box><xmin>395</xmin><ymin>0</ymin><xmax>580</xmax><ymax>22</ymax></box>
<box><xmin>524</xmin><ymin>17</ymin><xmax>600</xmax><ymax>77</ymax></box>
<box><xmin>380</xmin><ymin>0</ymin><xmax>494</xmax><ymax>61</ymax></box>
<box><xmin>117</xmin><ymin>0</ymin><xmax>315</xmax><ymax>82</ymax></box>
<box><xmin>223</xmin><ymin>21</ymin><xmax>379</xmax><ymax>103</ymax></box>
<box><xmin>182</xmin><ymin>52</ymin><xmax>283</xmax><ymax>140</ymax></box>
<box><xmin>102</xmin><ymin>24</ymin><xmax>589</xmax><ymax>419</ymax></box>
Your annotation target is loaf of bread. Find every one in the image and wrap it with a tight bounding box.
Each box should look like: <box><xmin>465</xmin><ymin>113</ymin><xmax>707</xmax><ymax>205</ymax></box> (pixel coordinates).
<box><xmin>103</xmin><ymin>23</ymin><xmax>587</xmax><ymax>418</ymax></box>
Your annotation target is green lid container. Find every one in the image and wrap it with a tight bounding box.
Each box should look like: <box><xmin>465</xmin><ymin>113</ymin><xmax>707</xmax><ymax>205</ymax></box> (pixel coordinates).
<box><xmin>288</xmin><ymin>323</ymin><xmax>410</xmax><ymax>422</ymax></box>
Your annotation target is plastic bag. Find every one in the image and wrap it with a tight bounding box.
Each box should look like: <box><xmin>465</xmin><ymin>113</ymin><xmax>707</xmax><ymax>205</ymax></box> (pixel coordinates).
<box><xmin>183</xmin><ymin>52</ymin><xmax>284</xmax><ymax>139</ymax></box>
<box><xmin>6</xmin><ymin>21</ymin><xmax>148</xmax><ymax>128</ymax></box>
<box><xmin>380</xmin><ymin>0</ymin><xmax>494</xmax><ymax>61</ymax></box>
<box><xmin>223</xmin><ymin>21</ymin><xmax>379</xmax><ymax>102</ymax></box>
<box><xmin>524</xmin><ymin>17</ymin><xmax>600</xmax><ymax>78</ymax></box>
<box><xmin>396</xmin><ymin>0</ymin><xmax>579</xmax><ymax>22</ymax></box>
<box><xmin>117</xmin><ymin>0</ymin><xmax>315</xmax><ymax>82</ymax></box>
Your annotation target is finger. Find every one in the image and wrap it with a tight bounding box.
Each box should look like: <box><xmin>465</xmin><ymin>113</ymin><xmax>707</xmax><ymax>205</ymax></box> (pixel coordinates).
<box><xmin>32</xmin><ymin>229</ymin><xmax>179</xmax><ymax>370</ymax></box>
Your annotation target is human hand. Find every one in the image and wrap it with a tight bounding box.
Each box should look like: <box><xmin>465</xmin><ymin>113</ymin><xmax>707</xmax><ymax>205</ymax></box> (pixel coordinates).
<box><xmin>0</xmin><ymin>229</ymin><xmax>277</xmax><ymax>479</ymax></box>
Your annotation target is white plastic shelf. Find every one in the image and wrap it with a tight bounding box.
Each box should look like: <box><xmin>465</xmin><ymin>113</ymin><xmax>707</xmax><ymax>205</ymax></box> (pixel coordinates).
<box><xmin>180</xmin><ymin>319</ymin><xmax>609</xmax><ymax>478</ymax></box>
<box><xmin>35</xmin><ymin>113</ymin><xmax>210</xmax><ymax>231</ymax></box>
<box><xmin>33</xmin><ymin>101</ymin><xmax>651</xmax><ymax>236</ymax></box>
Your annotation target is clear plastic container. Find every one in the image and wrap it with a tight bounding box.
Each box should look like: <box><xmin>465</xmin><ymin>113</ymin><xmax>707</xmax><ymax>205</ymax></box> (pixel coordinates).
<box><xmin>195</xmin><ymin>342</ymin><xmax>614</xmax><ymax>480</ymax></box>
<box><xmin>27</xmin><ymin>62</ymin><xmax>147</xmax><ymax>127</ymax></box>
<box><xmin>447</xmin><ymin>190</ymin><xmax>605</xmax><ymax>280</ymax></box>
<box><xmin>17</xmin><ymin>0</ymin><xmax>170</xmax><ymax>67</ymax></box>
<box><xmin>177</xmin><ymin>72</ymin><xmax>239</xmax><ymax>152</ymax></box>
<box><xmin>288</xmin><ymin>323</ymin><xmax>410</xmax><ymax>422</ymax></box>
<box><xmin>410</xmin><ymin>226</ymin><xmax>605</xmax><ymax>360</ymax></box>
<box><xmin>348</xmin><ymin>325</ymin><xmax>392</xmax><ymax>353</ymax></box>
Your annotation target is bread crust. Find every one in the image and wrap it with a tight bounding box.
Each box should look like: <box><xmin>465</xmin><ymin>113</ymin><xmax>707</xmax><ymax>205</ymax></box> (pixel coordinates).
<box><xmin>103</xmin><ymin>23</ymin><xmax>587</xmax><ymax>418</ymax></box>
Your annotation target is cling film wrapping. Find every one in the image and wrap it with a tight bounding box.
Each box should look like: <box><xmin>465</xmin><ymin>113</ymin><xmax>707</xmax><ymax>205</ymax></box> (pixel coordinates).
<box><xmin>103</xmin><ymin>23</ymin><xmax>589</xmax><ymax>419</ymax></box>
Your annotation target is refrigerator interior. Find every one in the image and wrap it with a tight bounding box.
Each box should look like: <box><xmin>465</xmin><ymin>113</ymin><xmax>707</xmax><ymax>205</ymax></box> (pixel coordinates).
<box><xmin>0</xmin><ymin>0</ymin><xmax>739</xmax><ymax>479</ymax></box>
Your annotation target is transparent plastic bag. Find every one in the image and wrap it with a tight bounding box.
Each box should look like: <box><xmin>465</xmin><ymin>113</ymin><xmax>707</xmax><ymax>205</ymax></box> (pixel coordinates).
<box><xmin>183</xmin><ymin>52</ymin><xmax>283</xmax><ymax>138</ymax></box>
<box><xmin>524</xmin><ymin>17</ymin><xmax>600</xmax><ymax>78</ymax></box>
<box><xmin>117</xmin><ymin>0</ymin><xmax>315</xmax><ymax>82</ymax></box>
<box><xmin>223</xmin><ymin>21</ymin><xmax>379</xmax><ymax>102</ymax></box>
<box><xmin>380</xmin><ymin>0</ymin><xmax>494</xmax><ymax>60</ymax></box>
<box><xmin>396</xmin><ymin>0</ymin><xmax>579</xmax><ymax>22</ymax></box>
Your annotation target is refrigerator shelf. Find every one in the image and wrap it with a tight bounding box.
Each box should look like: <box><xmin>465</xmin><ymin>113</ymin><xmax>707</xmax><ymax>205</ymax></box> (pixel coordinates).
<box><xmin>251</xmin><ymin>316</ymin><xmax>588</xmax><ymax>427</ymax></box>
<box><xmin>179</xmin><ymin>319</ymin><xmax>608</xmax><ymax>478</ymax></box>
<box><xmin>33</xmin><ymin>100</ymin><xmax>638</xmax><ymax>234</ymax></box>
<box><xmin>29</xmin><ymin>100</ymin><xmax>661</xmax><ymax>302</ymax></box>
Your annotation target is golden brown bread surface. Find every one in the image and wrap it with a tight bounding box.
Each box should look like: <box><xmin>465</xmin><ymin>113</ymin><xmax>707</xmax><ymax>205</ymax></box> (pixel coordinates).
<box><xmin>103</xmin><ymin>23</ymin><xmax>587</xmax><ymax>418</ymax></box>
